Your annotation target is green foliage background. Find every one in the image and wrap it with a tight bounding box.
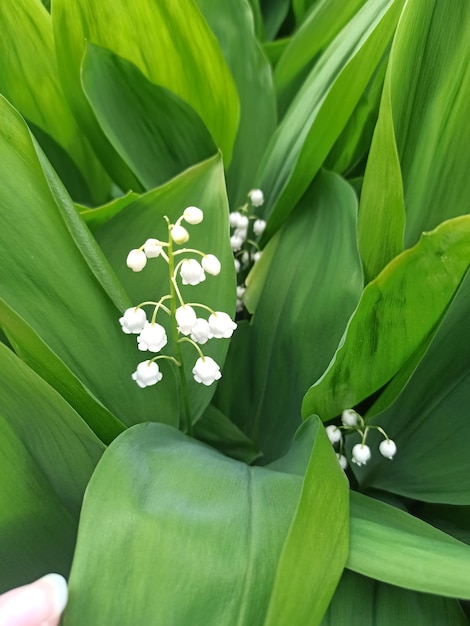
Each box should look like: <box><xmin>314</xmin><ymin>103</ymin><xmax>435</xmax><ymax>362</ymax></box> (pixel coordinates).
<box><xmin>0</xmin><ymin>0</ymin><xmax>469</xmax><ymax>623</ymax></box>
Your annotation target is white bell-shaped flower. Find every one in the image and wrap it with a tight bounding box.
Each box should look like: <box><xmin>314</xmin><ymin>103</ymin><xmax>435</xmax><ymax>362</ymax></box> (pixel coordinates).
<box><xmin>230</xmin><ymin>235</ymin><xmax>244</xmax><ymax>252</ymax></box>
<box><xmin>180</xmin><ymin>259</ymin><xmax>206</xmax><ymax>285</ymax></box>
<box><xmin>190</xmin><ymin>318</ymin><xmax>212</xmax><ymax>344</ymax></box>
<box><xmin>119</xmin><ymin>307</ymin><xmax>147</xmax><ymax>334</ymax></box>
<box><xmin>175</xmin><ymin>305</ymin><xmax>197</xmax><ymax>336</ymax></box>
<box><xmin>234</xmin><ymin>258</ymin><xmax>241</xmax><ymax>273</ymax></box>
<box><xmin>201</xmin><ymin>254</ymin><xmax>221</xmax><ymax>276</ymax></box>
<box><xmin>171</xmin><ymin>225</ymin><xmax>190</xmax><ymax>244</ymax></box>
<box><xmin>137</xmin><ymin>321</ymin><xmax>168</xmax><ymax>353</ymax></box>
<box><xmin>236</xmin><ymin>285</ymin><xmax>245</xmax><ymax>312</ymax></box>
<box><xmin>126</xmin><ymin>249</ymin><xmax>147</xmax><ymax>272</ymax></box>
<box><xmin>336</xmin><ymin>453</ymin><xmax>348</xmax><ymax>470</ymax></box>
<box><xmin>379</xmin><ymin>439</ymin><xmax>397</xmax><ymax>460</ymax></box>
<box><xmin>234</xmin><ymin>226</ymin><xmax>248</xmax><ymax>242</ymax></box>
<box><xmin>143</xmin><ymin>238</ymin><xmax>163</xmax><ymax>258</ymax></box>
<box><xmin>253</xmin><ymin>219</ymin><xmax>267</xmax><ymax>237</ymax></box>
<box><xmin>183</xmin><ymin>206</ymin><xmax>203</xmax><ymax>225</ymax></box>
<box><xmin>229</xmin><ymin>211</ymin><xmax>243</xmax><ymax>228</ymax></box>
<box><xmin>192</xmin><ymin>356</ymin><xmax>222</xmax><ymax>386</ymax></box>
<box><xmin>249</xmin><ymin>189</ymin><xmax>264</xmax><ymax>207</ymax></box>
<box><xmin>253</xmin><ymin>251</ymin><xmax>262</xmax><ymax>263</ymax></box>
<box><xmin>208</xmin><ymin>312</ymin><xmax>237</xmax><ymax>338</ymax></box>
<box><xmin>326</xmin><ymin>425</ymin><xmax>342</xmax><ymax>445</ymax></box>
<box><xmin>132</xmin><ymin>360</ymin><xmax>163</xmax><ymax>388</ymax></box>
<box><xmin>237</xmin><ymin>215</ymin><xmax>249</xmax><ymax>229</ymax></box>
<box><xmin>342</xmin><ymin>409</ymin><xmax>358</xmax><ymax>427</ymax></box>
<box><xmin>351</xmin><ymin>443</ymin><xmax>371</xmax><ymax>466</ymax></box>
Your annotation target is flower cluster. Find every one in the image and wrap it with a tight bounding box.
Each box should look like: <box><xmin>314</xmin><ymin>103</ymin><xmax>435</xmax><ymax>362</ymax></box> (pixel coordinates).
<box><xmin>119</xmin><ymin>206</ymin><xmax>236</xmax><ymax>389</ymax></box>
<box><xmin>326</xmin><ymin>409</ymin><xmax>397</xmax><ymax>471</ymax></box>
<box><xmin>229</xmin><ymin>189</ymin><xmax>266</xmax><ymax>312</ymax></box>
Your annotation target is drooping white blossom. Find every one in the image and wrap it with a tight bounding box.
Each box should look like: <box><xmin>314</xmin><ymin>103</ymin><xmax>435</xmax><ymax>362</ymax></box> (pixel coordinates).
<box><xmin>336</xmin><ymin>453</ymin><xmax>348</xmax><ymax>470</ymax></box>
<box><xmin>201</xmin><ymin>254</ymin><xmax>221</xmax><ymax>276</ymax></box>
<box><xmin>171</xmin><ymin>225</ymin><xmax>190</xmax><ymax>245</ymax></box>
<box><xmin>253</xmin><ymin>219</ymin><xmax>267</xmax><ymax>237</ymax></box>
<box><xmin>326</xmin><ymin>425</ymin><xmax>342</xmax><ymax>445</ymax></box>
<box><xmin>119</xmin><ymin>307</ymin><xmax>147</xmax><ymax>334</ymax></box>
<box><xmin>190</xmin><ymin>318</ymin><xmax>212</xmax><ymax>345</ymax></box>
<box><xmin>208</xmin><ymin>312</ymin><xmax>237</xmax><ymax>339</ymax></box>
<box><xmin>234</xmin><ymin>258</ymin><xmax>241</xmax><ymax>273</ymax></box>
<box><xmin>175</xmin><ymin>305</ymin><xmax>197</xmax><ymax>336</ymax></box>
<box><xmin>132</xmin><ymin>360</ymin><xmax>163</xmax><ymax>388</ymax></box>
<box><xmin>143</xmin><ymin>238</ymin><xmax>163</xmax><ymax>258</ymax></box>
<box><xmin>252</xmin><ymin>251</ymin><xmax>262</xmax><ymax>263</ymax></box>
<box><xmin>229</xmin><ymin>211</ymin><xmax>243</xmax><ymax>228</ymax></box>
<box><xmin>379</xmin><ymin>439</ymin><xmax>397</xmax><ymax>460</ymax></box>
<box><xmin>180</xmin><ymin>259</ymin><xmax>206</xmax><ymax>285</ymax></box>
<box><xmin>192</xmin><ymin>356</ymin><xmax>222</xmax><ymax>385</ymax></box>
<box><xmin>351</xmin><ymin>443</ymin><xmax>371</xmax><ymax>466</ymax></box>
<box><xmin>126</xmin><ymin>249</ymin><xmax>147</xmax><ymax>272</ymax></box>
<box><xmin>137</xmin><ymin>321</ymin><xmax>168</xmax><ymax>353</ymax></box>
<box><xmin>342</xmin><ymin>409</ymin><xmax>359</xmax><ymax>427</ymax></box>
<box><xmin>249</xmin><ymin>189</ymin><xmax>264</xmax><ymax>207</ymax></box>
<box><xmin>183</xmin><ymin>206</ymin><xmax>204</xmax><ymax>225</ymax></box>
<box><xmin>230</xmin><ymin>235</ymin><xmax>244</xmax><ymax>252</ymax></box>
<box><xmin>236</xmin><ymin>285</ymin><xmax>245</xmax><ymax>312</ymax></box>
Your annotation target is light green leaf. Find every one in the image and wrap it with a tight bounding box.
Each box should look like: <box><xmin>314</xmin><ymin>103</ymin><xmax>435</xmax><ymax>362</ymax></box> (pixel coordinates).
<box><xmin>349</xmin><ymin>492</ymin><xmax>470</xmax><ymax>599</ymax></box>
<box><xmin>82</xmin><ymin>44</ymin><xmax>217</xmax><ymax>190</ymax></box>
<box><xmin>0</xmin><ymin>343</ymin><xmax>104</xmax><ymax>591</ymax></box>
<box><xmin>265</xmin><ymin>419</ymin><xmax>349</xmax><ymax>625</ymax></box>
<box><xmin>355</xmin><ymin>269</ymin><xmax>470</xmax><ymax>504</ymax></box>
<box><xmin>0</xmin><ymin>0</ymin><xmax>109</xmax><ymax>202</ymax></box>
<box><xmin>78</xmin><ymin>191</ymin><xmax>140</xmax><ymax>233</ymax></box>
<box><xmin>62</xmin><ymin>423</ymin><xmax>302</xmax><ymax>625</ymax></box>
<box><xmin>215</xmin><ymin>171</ymin><xmax>362</xmax><ymax>462</ymax></box>
<box><xmin>302</xmin><ymin>216</ymin><xmax>470</xmax><ymax>421</ymax></box>
<box><xmin>275</xmin><ymin>0</ymin><xmax>368</xmax><ymax>117</ymax></box>
<box><xmin>0</xmin><ymin>95</ymin><xmax>175</xmax><ymax>432</ymax></box>
<box><xmin>94</xmin><ymin>154</ymin><xmax>236</xmax><ymax>424</ymax></box>
<box><xmin>358</xmin><ymin>0</ymin><xmax>470</xmax><ymax>280</ymax></box>
<box><xmin>195</xmin><ymin>0</ymin><xmax>277</xmax><ymax>207</ymax></box>
<box><xmin>257</xmin><ymin>0</ymin><xmax>402</xmax><ymax>240</ymax></box>
<box><xmin>53</xmin><ymin>0</ymin><xmax>239</xmax><ymax>169</ymax></box>
<box><xmin>322</xmin><ymin>570</ymin><xmax>468</xmax><ymax>626</ymax></box>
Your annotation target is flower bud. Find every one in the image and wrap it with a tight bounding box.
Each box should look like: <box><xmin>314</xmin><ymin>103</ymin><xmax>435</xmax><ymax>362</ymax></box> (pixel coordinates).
<box><xmin>249</xmin><ymin>189</ymin><xmax>264</xmax><ymax>207</ymax></box>
<box><xmin>201</xmin><ymin>254</ymin><xmax>221</xmax><ymax>276</ymax></box>
<box><xmin>379</xmin><ymin>439</ymin><xmax>397</xmax><ymax>460</ymax></box>
<box><xmin>126</xmin><ymin>249</ymin><xmax>147</xmax><ymax>272</ymax></box>
<box><xmin>183</xmin><ymin>206</ymin><xmax>204</xmax><ymax>225</ymax></box>
<box><xmin>180</xmin><ymin>259</ymin><xmax>206</xmax><ymax>285</ymax></box>
<box><xmin>336</xmin><ymin>453</ymin><xmax>348</xmax><ymax>470</ymax></box>
<box><xmin>192</xmin><ymin>356</ymin><xmax>222</xmax><ymax>386</ymax></box>
<box><xmin>132</xmin><ymin>360</ymin><xmax>163</xmax><ymax>388</ymax></box>
<box><xmin>171</xmin><ymin>225</ymin><xmax>190</xmax><ymax>244</ymax></box>
<box><xmin>342</xmin><ymin>409</ymin><xmax>358</xmax><ymax>427</ymax></box>
<box><xmin>326</xmin><ymin>425</ymin><xmax>342</xmax><ymax>445</ymax></box>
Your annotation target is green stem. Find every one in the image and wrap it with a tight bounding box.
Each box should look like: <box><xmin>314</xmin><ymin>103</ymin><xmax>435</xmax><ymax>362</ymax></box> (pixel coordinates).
<box><xmin>167</xmin><ymin>227</ymin><xmax>193</xmax><ymax>436</ymax></box>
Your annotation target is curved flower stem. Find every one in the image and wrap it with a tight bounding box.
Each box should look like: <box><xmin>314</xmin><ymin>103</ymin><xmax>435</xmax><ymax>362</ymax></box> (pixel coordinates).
<box><xmin>174</xmin><ymin>248</ymin><xmax>205</xmax><ymax>257</ymax></box>
<box><xmin>167</xmin><ymin>225</ymin><xmax>193</xmax><ymax>435</ymax></box>
<box><xmin>186</xmin><ymin>302</ymin><xmax>215</xmax><ymax>315</ymax></box>
<box><xmin>178</xmin><ymin>336</ymin><xmax>205</xmax><ymax>360</ymax></box>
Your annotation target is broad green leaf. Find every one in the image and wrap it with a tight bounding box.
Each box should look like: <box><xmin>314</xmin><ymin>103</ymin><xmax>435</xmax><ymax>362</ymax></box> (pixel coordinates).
<box><xmin>265</xmin><ymin>419</ymin><xmax>349</xmax><ymax>625</ymax></box>
<box><xmin>348</xmin><ymin>492</ymin><xmax>470</xmax><ymax>599</ymax></box>
<box><xmin>302</xmin><ymin>216</ymin><xmax>470</xmax><ymax>421</ymax></box>
<box><xmin>62</xmin><ymin>423</ymin><xmax>301</xmax><ymax>625</ymax></box>
<box><xmin>94</xmin><ymin>154</ymin><xmax>236</xmax><ymax>425</ymax></box>
<box><xmin>78</xmin><ymin>191</ymin><xmax>140</xmax><ymax>233</ymax></box>
<box><xmin>0</xmin><ymin>343</ymin><xmax>104</xmax><ymax>591</ymax></box>
<box><xmin>0</xmin><ymin>0</ymin><xmax>109</xmax><ymax>202</ymax></box>
<box><xmin>358</xmin><ymin>0</ymin><xmax>470</xmax><ymax>280</ymax></box>
<box><xmin>63</xmin><ymin>418</ymin><xmax>346</xmax><ymax>625</ymax></box>
<box><xmin>53</xmin><ymin>0</ymin><xmax>239</xmax><ymax>169</ymax></box>
<box><xmin>257</xmin><ymin>0</ymin><xmax>402</xmax><ymax>240</ymax></box>
<box><xmin>264</xmin><ymin>38</ymin><xmax>291</xmax><ymax>68</ymax></box>
<box><xmin>214</xmin><ymin>171</ymin><xmax>363</xmax><ymax>462</ymax></box>
<box><xmin>275</xmin><ymin>0</ymin><xmax>368</xmax><ymax>117</ymax></box>
<box><xmin>82</xmin><ymin>45</ymin><xmax>217</xmax><ymax>190</ymax></box>
<box><xmin>355</xmin><ymin>269</ymin><xmax>470</xmax><ymax>504</ymax></box>
<box><xmin>322</xmin><ymin>570</ymin><xmax>468</xmax><ymax>626</ymax></box>
<box><xmin>0</xmin><ymin>95</ymin><xmax>176</xmax><ymax>432</ymax></box>
<box><xmin>195</xmin><ymin>0</ymin><xmax>277</xmax><ymax>207</ymax></box>
<box><xmin>193</xmin><ymin>404</ymin><xmax>261</xmax><ymax>464</ymax></box>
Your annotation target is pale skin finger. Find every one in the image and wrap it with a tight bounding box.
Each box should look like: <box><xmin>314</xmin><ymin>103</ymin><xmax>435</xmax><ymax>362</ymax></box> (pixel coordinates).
<box><xmin>0</xmin><ymin>574</ymin><xmax>67</xmax><ymax>626</ymax></box>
